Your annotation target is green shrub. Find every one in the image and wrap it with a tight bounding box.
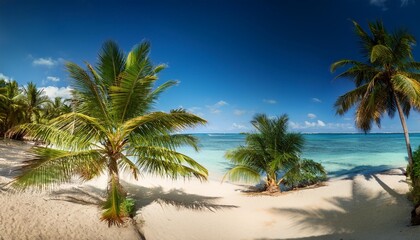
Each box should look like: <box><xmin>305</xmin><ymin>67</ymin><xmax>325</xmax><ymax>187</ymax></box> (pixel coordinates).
<box><xmin>409</xmin><ymin>146</ymin><xmax>420</xmax><ymax>205</ymax></box>
<box><xmin>120</xmin><ymin>197</ymin><xmax>136</xmax><ymax>218</ymax></box>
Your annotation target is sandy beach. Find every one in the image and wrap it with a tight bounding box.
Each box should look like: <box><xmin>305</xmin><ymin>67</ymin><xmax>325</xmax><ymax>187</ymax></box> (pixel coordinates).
<box><xmin>1</xmin><ymin>140</ymin><xmax>420</xmax><ymax>240</ymax></box>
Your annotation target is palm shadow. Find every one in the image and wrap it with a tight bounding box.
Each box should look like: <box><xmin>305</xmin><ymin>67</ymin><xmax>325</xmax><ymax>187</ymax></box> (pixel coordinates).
<box><xmin>122</xmin><ymin>180</ymin><xmax>238</xmax><ymax>212</ymax></box>
<box><xmin>266</xmin><ymin>170</ymin><xmax>415</xmax><ymax>240</ymax></box>
<box><xmin>328</xmin><ymin>164</ymin><xmax>399</xmax><ymax>179</ymax></box>
<box><xmin>40</xmin><ymin>179</ymin><xmax>238</xmax><ymax>213</ymax></box>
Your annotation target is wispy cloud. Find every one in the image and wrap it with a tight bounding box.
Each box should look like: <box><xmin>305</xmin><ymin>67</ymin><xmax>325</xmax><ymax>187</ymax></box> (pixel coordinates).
<box><xmin>231</xmin><ymin>123</ymin><xmax>247</xmax><ymax>130</ymax></box>
<box><xmin>46</xmin><ymin>76</ymin><xmax>60</xmax><ymax>82</ymax></box>
<box><xmin>370</xmin><ymin>0</ymin><xmax>387</xmax><ymax>10</ymax></box>
<box><xmin>32</xmin><ymin>57</ymin><xmax>64</xmax><ymax>67</ymax></box>
<box><xmin>234</xmin><ymin>109</ymin><xmax>247</xmax><ymax>116</ymax></box>
<box><xmin>289</xmin><ymin>120</ymin><xmax>354</xmax><ymax>131</ymax></box>
<box><xmin>263</xmin><ymin>99</ymin><xmax>277</xmax><ymax>104</ymax></box>
<box><xmin>370</xmin><ymin>0</ymin><xmax>413</xmax><ymax>10</ymax></box>
<box><xmin>311</xmin><ymin>98</ymin><xmax>322</xmax><ymax>103</ymax></box>
<box><xmin>307</xmin><ymin>113</ymin><xmax>317</xmax><ymax>119</ymax></box>
<box><xmin>41</xmin><ymin>86</ymin><xmax>72</xmax><ymax>100</ymax></box>
<box><xmin>207</xmin><ymin>100</ymin><xmax>228</xmax><ymax>114</ymax></box>
<box><xmin>187</xmin><ymin>106</ymin><xmax>204</xmax><ymax>117</ymax></box>
<box><xmin>290</xmin><ymin>120</ymin><xmax>326</xmax><ymax>129</ymax></box>
<box><xmin>0</xmin><ymin>73</ymin><xmax>12</xmax><ymax>82</ymax></box>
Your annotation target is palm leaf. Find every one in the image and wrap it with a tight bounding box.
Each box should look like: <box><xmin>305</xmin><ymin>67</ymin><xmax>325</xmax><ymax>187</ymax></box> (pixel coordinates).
<box><xmin>12</xmin><ymin>147</ymin><xmax>105</xmax><ymax>190</ymax></box>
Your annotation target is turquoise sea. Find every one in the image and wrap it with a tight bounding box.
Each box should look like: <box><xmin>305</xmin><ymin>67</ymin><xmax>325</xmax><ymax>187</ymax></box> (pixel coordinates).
<box><xmin>179</xmin><ymin>133</ymin><xmax>420</xmax><ymax>181</ymax></box>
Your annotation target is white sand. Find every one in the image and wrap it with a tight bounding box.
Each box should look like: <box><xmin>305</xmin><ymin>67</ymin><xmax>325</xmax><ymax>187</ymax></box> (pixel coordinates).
<box><xmin>1</xmin><ymin>140</ymin><xmax>420</xmax><ymax>240</ymax></box>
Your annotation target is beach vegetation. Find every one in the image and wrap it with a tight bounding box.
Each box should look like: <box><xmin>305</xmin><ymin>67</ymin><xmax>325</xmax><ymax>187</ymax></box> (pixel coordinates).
<box><xmin>331</xmin><ymin>20</ymin><xmax>420</xmax><ymax>225</ymax></box>
<box><xmin>331</xmin><ymin>20</ymin><xmax>420</xmax><ymax>168</ymax></box>
<box><xmin>9</xmin><ymin>40</ymin><xmax>208</xmax><ymax>226</ymax></box>
<box><xmin>0</xmin><ymin>79</ymin><xmax>26</xmax><ymax>138</ymax></box>
<box><xmin>223</xmin><ymin>114</ymin><xmax>326</xmax><ymax>193</ymax></box>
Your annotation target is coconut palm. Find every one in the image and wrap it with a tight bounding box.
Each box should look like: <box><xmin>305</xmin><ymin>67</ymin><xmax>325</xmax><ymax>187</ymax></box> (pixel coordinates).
<box><xmin>21</xmin><ymin>82</ymin><xmax>50</xmax><ymax>123</ymax></box>
<box><xmin>331</xmin><ymin>20</ymin><xmax>420</xmax><ymax>166</ymax></box>
<box><xmin>43</xmin><ymin>97</ymin><xmax>72</xmax><ymax>121</ymax></box>
<box><xmin>11</xmin><ymin>40</ymin><xmax>208</xmax><ymax>225</ymax></box>
<box><xmin>0</xmin><ymin>80</ymin><xmax>26</xmax><ymax>138</ymax></box>
<box><xmin>223</xmin><ymin>114</ymin><xmax>326</xmax><ymax>193</ymax></box>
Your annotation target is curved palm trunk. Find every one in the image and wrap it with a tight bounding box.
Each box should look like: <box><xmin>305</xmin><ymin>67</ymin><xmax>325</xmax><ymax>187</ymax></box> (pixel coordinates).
<box><xmin>266</xmin><ymin>177</ymin><xmax>280</xmax><ymax>193</ymax></box>
<box><xmin>394</xmin><ymin>93</ymin><xmax>413</xmax><ymax>166</ymax></box>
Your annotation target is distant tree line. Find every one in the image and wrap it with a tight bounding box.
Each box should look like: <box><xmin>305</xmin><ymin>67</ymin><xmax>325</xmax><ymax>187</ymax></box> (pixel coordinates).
<box><xmin>0</xmin><ymin>79</ymin><xmax>71</xmax><ymax>139</ymax></box>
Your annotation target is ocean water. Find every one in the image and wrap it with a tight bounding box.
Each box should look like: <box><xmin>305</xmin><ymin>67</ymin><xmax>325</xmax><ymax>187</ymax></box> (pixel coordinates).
<box><xmin>178</xmin><ymin>133</ymin><xmax>420</xmax><ymax>180</ymax></box>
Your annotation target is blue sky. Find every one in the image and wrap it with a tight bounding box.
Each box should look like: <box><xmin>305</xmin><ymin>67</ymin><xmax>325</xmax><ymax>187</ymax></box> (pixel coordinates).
<box><xmin>1</xmin><ymin>0</ymin><xmax>420</xmax><ymax>133</ymax></box>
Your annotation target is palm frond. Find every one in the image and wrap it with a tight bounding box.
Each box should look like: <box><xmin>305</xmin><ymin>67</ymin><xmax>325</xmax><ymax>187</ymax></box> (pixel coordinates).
<box><xmin>66</xmin><ymin>62</ymin><xmax>109</xmax><ymax>121</ymax></box>
<box><xmin>370</xmin><ymin>44</ymin><xmax>393</xmax><ymax>64</ymax></box>
<box><xmin>222</xmin><ymin>165</ymin><xmax>261</xmax><ymax>183</ymax></box>
<box><xmin>334</xmin><ymin>84</ymin><xmax>368</xmax><ymax>115</ymax></box>
<box><xmin>101</xmin><ymin>176</ymin><xmax>126</xmax><ymax>226</ymax></box>
<box><xmin>11</xmin><ymin>147</ymin><xmax>105</xmax><ymax>190</ymax></box>
<box><xmin>97</xmin><ymin>40</ymin><xmax>126</xmax><ymax>87</ymax></box>
<box><xmin>118</xmin><ymin>154</ymin><xmax>140</xmax><ymax>180</ymax></box>
<box><xmin>122</xmin><ymin>111</ymin><xmax>206</xmax><ymax>137</ymax></box>
<box><xmin>133</xmin><ymin>146</ymin><xmax>208</xmax><ymax>181</ymax></box>
<box><xmin>391</xmin><ymin>74</ymin><xmax>420</xmax><ymax>108</ymax></box>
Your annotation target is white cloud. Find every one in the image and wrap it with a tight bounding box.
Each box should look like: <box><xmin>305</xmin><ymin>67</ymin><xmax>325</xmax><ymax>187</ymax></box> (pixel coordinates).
<box><xmin>231</xmin><ymin>123</ymin><xmax>247</xmax><ymax>130</ymax></box>
<box><xmin>32</xmin><ymin>57</ymin><xmax>64</xmax><ymax>67</ymax></box>
<box><xmin>234</xmin><ymin>109</ymin><xmax>247</xmax><ymax>116</ymax></box>
<box><xmin>312</xmin><ymin>98</ymin><xmax>322</xmax><ymax>103</ymax></box>
<box><xmin>216</xmin><ymin>100</ymin><xmax>228</xmax><ymax>106</ymax></box>
<box><xmin>263</xmin><ymin>99</ymin><xmax>277</xmax><ymax>104</ymax></box>
<box><xmin>289</xmin><ymin>120</ymin><xmax>354</xmax><ymax>132</ymax></box>
<box><xmin>307</xmin><ymin>113</ymin><xmax>317</xmax><ymax>119</ymax></box>
<box><xmin>46</xmin><ymin>76</ymin><xmax>60</xmax><ymax>82</ymax></box>
<box><xmin>0</xmin><ymin>73</ymin><xmax>11</xmax><ymax>82</ymax></box>
<box><xmin>41</xmin><ymin>86</ymin><xmax>73</xmax><ymax>100</ymax></box>
<box><xmin>290</xmin><ymin>120</ymin><xmax>326</xmax><ymax>129</ymax></box>
<box><xmin>187</xmin><ymin>106</ymin><xmax>205</xmax><ymax>116</ymax></box>
<box><xmin>207</xmin><ymin>100</ymin><xmax>228</xmax><ymax>114</ymax></box>
<box><xmin>317</xmin><ymin>120</ymin><xmax>326</xmax><ymax>127</ymax></box>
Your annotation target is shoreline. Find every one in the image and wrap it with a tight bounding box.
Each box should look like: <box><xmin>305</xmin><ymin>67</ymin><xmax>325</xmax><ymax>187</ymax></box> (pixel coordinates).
<box><xmin>1</xmin><ymin>140</ymin><xmax>420</xmax><ymax>239</ymax></box>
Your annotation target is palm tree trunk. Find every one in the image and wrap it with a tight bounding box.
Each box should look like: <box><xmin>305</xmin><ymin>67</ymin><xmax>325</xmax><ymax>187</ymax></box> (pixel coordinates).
<box><xmin>266</xmin><ymin>177</ymin><xmax>280</xmax><ymax>193</ymax></box>
<box><xmin>393</xmin><ymin>92</ymin><xmax>413</xmax><ymax>166</ymax></box>
<box><xmin>107</xmin><ymin>157</ymin><xmax>121</xmax><ymax>194</ymax></box>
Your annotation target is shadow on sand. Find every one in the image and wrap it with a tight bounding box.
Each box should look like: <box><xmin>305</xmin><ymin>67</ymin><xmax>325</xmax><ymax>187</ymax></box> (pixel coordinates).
<box><xmin>122</xmin><ymin>180</ymin><xmax>238</xmax><ymax>212</ymax></box>
<box><xmin>42</xmin><ymin>179</ymin><xmax>238</xmax><ymax>213</ymax></box>
<box><xmin>258</xmin><ymin>169</ymin><xmax>416</xmax><ymax>240</ymax></box>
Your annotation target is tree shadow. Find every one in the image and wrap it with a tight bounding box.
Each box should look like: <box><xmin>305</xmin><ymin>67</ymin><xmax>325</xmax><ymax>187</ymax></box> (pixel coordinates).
<box><xmin>48</xmin><ymin>185</ymin><xmax>106</xmax><ymax>205</ymax></box>
<box><xmin>27</xmin><ymin>179</ymin><xmax>238</xmax><ymax>213</ymax></box>
<box><xmin>122</xmin><ymin>180</ymin><xmax>238</xmax><ymax>212</ymax></box>
<box><xmin>328</xmin><ymin>164</ymin><xmax>401</xmax><ymax>180</ymax></box>
<box><xmin>268</xmin><ymin>171</ymin><xmax>414</xmax><ymax>239</ymax></box>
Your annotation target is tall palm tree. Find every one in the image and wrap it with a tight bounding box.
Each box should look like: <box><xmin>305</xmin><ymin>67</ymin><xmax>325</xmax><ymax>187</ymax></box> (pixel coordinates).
<box><xmin>223</xmin><ymin>114</ymin><xmax>326</xmax><ymax>193</ymax></box>
<box><xmin>0</xmin><ymin>80</ymin><xmax>25</xmax><ymax>138</ymax></box>
<box><xmin>11</xmin><ymin>40</ymin><xmax>208</xmax><ymax>225</ymax></box>
<box><xmin>21</xmin><ymin>82</ymin><xmax>50</xmax><ymax>123</ymax></box>
<box><xmin>331</xmin><ymin>20</ymin><xmax>420</xmax><ymax>166</ymax></box>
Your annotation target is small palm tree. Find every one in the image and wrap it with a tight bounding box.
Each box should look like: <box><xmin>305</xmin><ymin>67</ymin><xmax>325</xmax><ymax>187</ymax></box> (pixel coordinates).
<box><xmin>44</xmin><ymin>97</ymin><xmax>72</xmax><ymax>121</ymax></box>
<box><xmin>21</xmin><ymin>82</ymin><xmax>50</xmax><ymax>123</ymax></box>
<box><xmin>11</xmin><ymin>40</ymin><xmax>208</xmax><ymax>225</ymax></box>
<box><xmin>223</xmin><ymin>114</ymin><xmax>326</xmax><ymax>193</ymax></box>
<box><xmin>331</xmin><ymin>20</ymin><xmax>420</xmax><ymax>166</ymax></box>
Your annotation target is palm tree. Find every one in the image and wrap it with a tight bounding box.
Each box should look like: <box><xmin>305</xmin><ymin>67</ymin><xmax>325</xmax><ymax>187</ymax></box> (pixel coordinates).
<box><xmin>223</xmin><ymin>114</ymin><xmax>326</xmax><ymax>193</ymax></box>
<box><xmin>21</xmin><ymin>82</ymin><xmax>50</xmax><ymax>123</ymax></box>
<box><xmin>11</xmin><ymin>40</ymin><xmax>208</xmax><ymax>225</ymax></box>
<box><xmin>331</xmin><ymin>20</ymin><xmax>420</xmax><ymax>167</ymax></box>
<box><xmin>0</xmin><ymin>80</ymin><xmax>26</xmax><ymax>138</ymax></box>
<box><xmin>44</xmin><ymin>97</ymin><xmax>72</xmax><ymax>121</ymax></box>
